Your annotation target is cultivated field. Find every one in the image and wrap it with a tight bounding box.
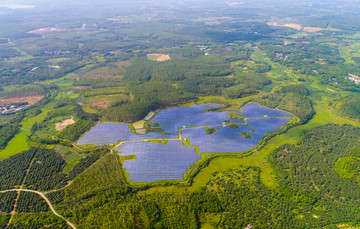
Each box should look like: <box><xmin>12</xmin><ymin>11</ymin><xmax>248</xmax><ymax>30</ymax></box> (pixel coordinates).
<box><xmin>0</xmin><ymin>96</ymin><xmax>43</xmax><ymax>105</ymax></box>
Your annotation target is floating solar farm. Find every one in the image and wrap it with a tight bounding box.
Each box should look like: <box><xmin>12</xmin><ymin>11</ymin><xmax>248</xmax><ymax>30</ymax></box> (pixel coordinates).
<box><xmin>77</xmin><ymin>103</ymin><xmax>293</xmax><ymax>182</ymax></box>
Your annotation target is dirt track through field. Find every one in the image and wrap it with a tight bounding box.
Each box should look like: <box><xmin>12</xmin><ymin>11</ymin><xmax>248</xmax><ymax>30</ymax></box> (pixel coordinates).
<box><xmin>1</xmin><ymin>189</ymin><xmax>76</xmax><ymax>229</ymax></box>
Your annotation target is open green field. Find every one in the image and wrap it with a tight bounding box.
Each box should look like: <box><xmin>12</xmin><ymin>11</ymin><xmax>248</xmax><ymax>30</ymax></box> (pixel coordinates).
<box><xmin>339</xmin><ymin>42</ymin><xmax>360</xmax><ymax>64</ymax></box>
<box><xmin>0</xmin><ymin>104</ymin><xmax>53</xmax><ymax>160</ymax></box>
<box><xmin>54</xmin><ymin>145</ymin><xmax>83</xmax><ymax>173</ymax></box>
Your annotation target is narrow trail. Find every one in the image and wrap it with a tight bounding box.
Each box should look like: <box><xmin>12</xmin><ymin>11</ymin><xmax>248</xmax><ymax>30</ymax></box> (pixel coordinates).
<box><xmin>43</xmin><ymin>181</ymin><xmax>73</xmax><ymax>194</ymax></box>
<box><xmin>3</xmin><ymin>150</ymin><xmax>76</xmax><ymax>229</ymax></box>
<box><xmin>0</xmin><ymin>189</ymin><xmax>76</xmax><ymax>229</ymax></box>
<box><xmin>72</xmin><ymin>143</ymin><xmax>83</xmax><ymax>151</ymax></box>
<box><xmin>6</xmin><ymin>154</ymin><xmax>37</xmax><ymax>227</ymax></box>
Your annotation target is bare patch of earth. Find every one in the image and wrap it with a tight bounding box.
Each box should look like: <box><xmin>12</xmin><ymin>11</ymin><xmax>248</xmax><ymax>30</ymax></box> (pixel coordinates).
<box><xmin>303</xmin><ymin>27</ymin><xmax>325</xmax><ymax>32</ymax></box>
<box><xmin>73</xmin><ymin>86</ymin><xmax>92</xmax><ymax>91</ymax></box>
<box><xmin>135</xmin><ymin>129</ymin><xmax>147</xmax><ymax>134</ymax></box>
<box><xmin>56</xmin><ymin>117</ymin><xmax>76</xmax><ymax>131</ymax></box>
<box><xmin>147</xmin><ymin>53</ymin><xmax>171</xmax><ymax>62</ymax></box>
<box><xmin>0</xmin><ymin>96</ymin><xmax>43</xmax><ymax>105</ymax></box>
<box><xmin>283</xmin><ymin>23</ymin><xmax>302</xmax><ymax>30</ymax></box>
<box><xmin>28</xmin><ymin>27</ymin><xmax>68</xmax><ymax>34</ymax></box>
<box><xmin>268</xmin><ymin>22</ymin><xmax>325</xmax><ymax>33</ymax></box>
<box><xmin>90</xmin><ymin>100</ymin><xmax>112</xmax><ymax>109</ymax></box>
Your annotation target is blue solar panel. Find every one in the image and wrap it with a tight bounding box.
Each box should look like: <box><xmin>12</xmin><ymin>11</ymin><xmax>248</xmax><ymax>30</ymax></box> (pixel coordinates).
<box><xmin>240</xmin><ymin>103</ymin><xmax>292</xmax><ymax>118</ymax></box>
<box><xmin>116</xmin><ymin>141</ymin><xmax>200</xmax><ymax>182</ymax></box>
<box><xmin>77</xmin><ymin>103</ymin><xmax>293</xmax><ymax>182</ymax></box>
<box><xmin>77</xmin><ymin>122</ymin><xmax>175</xmax><ymax>146</ymax></box>
<box><xmin>181</xmin><ymin>118</ymin><xmax>291</xmax><ymax>153</ymax></box>
<box><xmin>149</xmin><ymin>104</ymin><xmax>229</xmax><ymax>135</ymax></box>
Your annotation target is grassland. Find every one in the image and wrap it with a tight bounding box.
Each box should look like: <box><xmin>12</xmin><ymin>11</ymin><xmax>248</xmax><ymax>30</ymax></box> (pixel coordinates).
<box><xmin>0</xmin><ymin>104</ymin><xmax>54</xmax><ymax>160</ymax></box>
<box><xmin>338</xmin><ymin>41</ymin><xmax>360</xmax><ymax>64</ymax></box>
<box><xmin>53</xmin><ymin>145</ymin><xmax>83</xmax><ymax>173</ymax></box>
<box><xmin>132</xmin><ymin>120</ymin><xmax>145</xmax><ymax>129</ymax></box>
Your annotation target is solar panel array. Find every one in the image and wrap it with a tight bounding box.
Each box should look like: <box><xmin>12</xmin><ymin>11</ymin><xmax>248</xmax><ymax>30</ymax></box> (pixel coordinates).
<box><xmin>240</xmin><ymin>103</ymin><xmax>292</xmax><ymax>118</ymax></box>
<box><xmin>181</xmin><ymin>118</ymin><xmax>291</xmax><ymax>153</ymax></box>
<box><xmin>77</xmin><ymin>122</ymin><xmax>168</xmax><ymax>146</ymax></box>
<box><xmin>77</xmin><ymin>103</ymin><xmax>293</xmax><ymax>182</ymax></box>
<box><xmin>149</xmin><ymin>104</ymin><xmax>240</xmax><ymax>135</ymax></box>
<box><xmin>116</xmin><ymin>141</ymin><xmax>200</xmax><ymax>182</ymax></box>
<box><xmin>77</xmin><ymin>104</ymin><xmax>293</xmax><ymax>147</ymax></box>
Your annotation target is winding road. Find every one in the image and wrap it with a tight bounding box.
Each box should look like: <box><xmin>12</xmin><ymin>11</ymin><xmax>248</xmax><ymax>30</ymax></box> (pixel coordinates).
<box><xmin>0</xmin><ymin>189</ymin><xmax>76</xmax><ymax>229</ymax></box>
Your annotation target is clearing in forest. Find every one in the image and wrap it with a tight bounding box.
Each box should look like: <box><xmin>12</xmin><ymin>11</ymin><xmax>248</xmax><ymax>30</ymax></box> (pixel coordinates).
<box><xmin>147</xmin><ymin>53</ymin><xmax>171</xmax><ymax>62</ymax></box>
<box><xmin>303</xmin><ymin>27</ymin><xmax>325</xmax><ymax>32</ymax></box>
<box><xmin>268</xmin><ymin>22</ymin><xmax>326</xmax><ymax>33</ymax></box>
<box><xmin>0</xmin><ymin>96</ymin><xmax>43</xmax><ymax>105</ymax></box>
<box><xmin>90</xmin><ymin>100</ymin><xmax>112</xmax><ymax>109</ymax></box>
<box><xmin>55</xmin><ymin>117</ymin><xmax>76</xmax><ymax>131</ymax></box>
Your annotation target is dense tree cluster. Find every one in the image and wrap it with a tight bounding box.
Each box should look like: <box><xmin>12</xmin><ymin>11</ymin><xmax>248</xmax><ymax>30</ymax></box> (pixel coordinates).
<box><xmin>16</xmin><ymin>192</ymin><xmax>49</xmax><ymax>213</ymax></box>
<box><xmin>269</xmin><ymin>124</ymin><xmax>360</xmax><ymax>225</ymax></box>
<box><xmin>7</xmin><ymin>212</ymin><xmax>67</xmax><ymax>229</ymax></box>
<box><xmin>24</xmin><ymin>150</ymin><xmax>68</xmax><ymax>191</ymax></box>
<box><xmin>0</xmin><ymin>192</ymin><xmax>17</xmax><ymax>213</ymax></box>
<box><xmin>167</xmin><ymin>46</ymin><xmax>203</xmax><ymax>59</ymax></box>
<box><xmin>68</xmin><ymin>154</ymin><xmax>100</xmax><ymax>180</ymax></box>
<box><xmin>207</xmin><ymin>167</ymin><xmax>300</xmax><ymax>228</ymax></box>
<box><xmin>103</xmin><ymin>81</ymin><xmax>196</xmax><ymax>122</ymax></box>
<box><xmin>0</xmin><ymin>150</ymin><xmax>36</xmax><ymax>191</ymax></box>
<box><xmin>222</xmin><ymin>73</ymin><xmax>271</xmax><ymax>99</ymax></box>
<box><xmin>280</xmin><ymin>84</ymin><xmax>309</xmax><ymax>96</ymax></box>
<box><xmin>253</xmin><ymin>84</ymin><xmax>314</xmax><ymax>123</ymax></box>
<box><xmin>123</xmin><ymin>57</ymin><xmax>231</xmax><ymax>83</ymax></box>
<box><xmin>340</xmin><ymin>96</ymin><xmax>360</xmax><ymax>120</ymax></box>
<box><xmin>0</xmin><ymin>215</ymin><xmax>10</xmax><ymax>229</ymax></box>
<box><xmin>208</xmin><ymin>44</ymin><xmax>252</xmax><ymax>61</ymax></box>
<box><xmin>180</xmin><ymin>77</ymin><xmax>234</xmax><ymax>96</ymax></box>
<box><xmin>0</xmin><ymin>149</ymin><xmax>101</xmax><ymax>192</ymax></box>
<box><xmin>46</xmin><ymin>190</ymin><xmax>65</xmax><ymax>205</ymax></box>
